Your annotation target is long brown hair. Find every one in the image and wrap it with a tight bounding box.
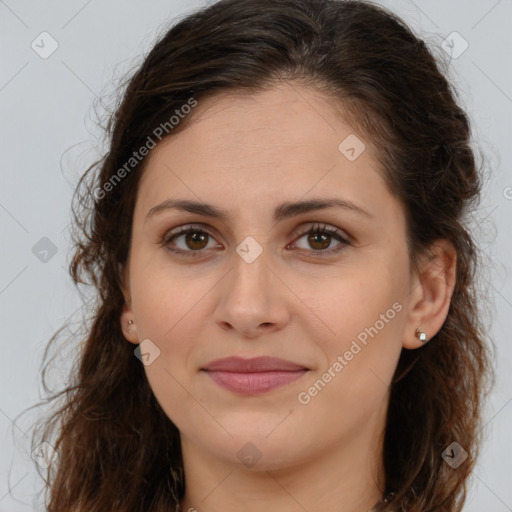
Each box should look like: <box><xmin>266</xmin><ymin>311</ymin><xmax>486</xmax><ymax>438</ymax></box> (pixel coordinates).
<box><xmin>28</xmin><ymin>0</ymin><xmax>494</xmax><ymax>510</ymax></box>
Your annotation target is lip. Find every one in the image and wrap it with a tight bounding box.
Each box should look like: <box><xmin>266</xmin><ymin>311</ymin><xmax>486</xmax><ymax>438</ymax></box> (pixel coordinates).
<box><xmin>201</xmin><ymin>356</ymin><xmax>309</xmax><ymax>395</ymax></box>
<box><xmin>202</xmin><ymin>356</ymin><xmax>308</xmax><ymax>372</ymax></box>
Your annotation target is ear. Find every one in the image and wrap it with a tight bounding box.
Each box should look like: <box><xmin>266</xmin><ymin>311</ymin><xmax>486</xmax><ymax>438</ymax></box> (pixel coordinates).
<box><xmin>119</xmin><ymin>261</ymin><xmax>139</xmax><ymax>345</ymax></box>
<box><xmin>403</xmin><ymin>239</ymin><xmax>457</xmax><ymax>349</ymax></box>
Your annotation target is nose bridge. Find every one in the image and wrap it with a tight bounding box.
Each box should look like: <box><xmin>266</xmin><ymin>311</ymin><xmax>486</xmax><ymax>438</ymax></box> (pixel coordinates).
<box><xmin>229</xmin><ymin>237</ymin><xmax>273</xmax><ymax>300</ymax></box>
<box><xmin>214</xmin><ymin>235</ymin><xmax>290</xmax><ymax>335</ymax></box>
<box><xmin>225</xmin><ymin>206</ymin><xmax>286</xmax><ymax>294</ymax></box>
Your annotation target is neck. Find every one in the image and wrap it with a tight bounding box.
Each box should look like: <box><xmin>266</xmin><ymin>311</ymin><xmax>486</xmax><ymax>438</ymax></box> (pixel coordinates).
<box><xmin>178</xmin><ymin>411</ymin><xmax>386</xmax><ymax>512</ymax></box>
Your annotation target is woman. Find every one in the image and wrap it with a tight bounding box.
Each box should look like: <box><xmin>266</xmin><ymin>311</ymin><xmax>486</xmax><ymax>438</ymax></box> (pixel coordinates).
<box><xmin>32</xmin><ymin>0</ymin><xmax>494</xmax><ymax>510</ymax></box>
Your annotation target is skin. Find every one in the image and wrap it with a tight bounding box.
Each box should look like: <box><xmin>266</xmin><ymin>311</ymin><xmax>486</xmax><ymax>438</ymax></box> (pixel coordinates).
<box><xmin>120</xmin><ymin>82</ymin><xmax>456</xmax><ymax>512</ymax></box>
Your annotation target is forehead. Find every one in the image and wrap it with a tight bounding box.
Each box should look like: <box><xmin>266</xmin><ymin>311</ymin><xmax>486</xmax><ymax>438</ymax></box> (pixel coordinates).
<box><xmin>135</xmin><ymin>82</ymin><xmax>393</xmax><ymax>224</ymax></box>
<box><xmin>144</xmin><ymin>83</ymin><xmax>369</xmax><ymax>171</ymax></box>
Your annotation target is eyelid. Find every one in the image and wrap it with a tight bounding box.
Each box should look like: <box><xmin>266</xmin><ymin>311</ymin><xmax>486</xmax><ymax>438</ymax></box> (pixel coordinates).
<box><xmin>162</xmin><ymin>222</ymin><xmax>350</xmax><ymax>241</ymax></box>
<box><xmin>290</xmin><ymin>222</ymin><xmax>351</xmax><ymax>243</ymax></box>
<box><xmin>161</xmin><ymin>221</ymin><xmax>351</xmax><ymax>256</ymax></box>
<box><xmin>288</xmin><ymin>223</ymin><xmax>351</xmax><ymax>256</ymax></box>
<box><xmin>160</xmin><ymin>223</ymin><xmax>220</xmax><ymax>247</ymax></box>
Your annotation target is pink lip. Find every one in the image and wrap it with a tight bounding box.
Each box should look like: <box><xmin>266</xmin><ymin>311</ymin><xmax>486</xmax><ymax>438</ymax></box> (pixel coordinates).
<box><xmin>201</xmin><ymin>356</ymin><xmax>309</xmax><ymax>395</ymax></box>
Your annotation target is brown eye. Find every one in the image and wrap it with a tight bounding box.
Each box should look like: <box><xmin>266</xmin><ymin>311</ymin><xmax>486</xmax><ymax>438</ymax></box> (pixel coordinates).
<box><xmin>162</xmin><ymin>222</ymin><xmax>350</xmax><ymax>259</ymax></box>
<box><xmin>183</xmin><ymin>230</ymin><xmax>209</xmax><ymax>250</ymax></box>
<box><xmin>307</xmin><ymin>232</ymin><xmax>332</xmax><ymax>251</ymax></box>
<box><xmin>163</xmin><ymin>226</ymin><xmax>220</xmax><ymax>257</ymax></box>
<box><xmin>292</xmin><ymin>223</ymin><xmax>350</xmax><ymax>254</ymax></box>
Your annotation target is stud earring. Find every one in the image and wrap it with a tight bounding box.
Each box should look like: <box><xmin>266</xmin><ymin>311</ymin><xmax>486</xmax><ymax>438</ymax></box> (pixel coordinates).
<box><xmin>127</xmin><ymin>320</ymin><xmax>134</xmax><ymax>334</ymax></box>
<box><xmin>415</xmin><ymin>327</ymin><xmax>428</xmax><ymax>343</ymax></box>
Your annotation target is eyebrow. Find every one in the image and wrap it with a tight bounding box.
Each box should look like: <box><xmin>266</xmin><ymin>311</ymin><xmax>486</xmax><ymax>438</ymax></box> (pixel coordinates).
<box><xmin>145</xmin><ymin>197</ymin><xmax>373</xmax><ymax>223</ymax></box>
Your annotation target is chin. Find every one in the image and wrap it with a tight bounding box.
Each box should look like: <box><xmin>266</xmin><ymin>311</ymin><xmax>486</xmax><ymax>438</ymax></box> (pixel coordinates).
<box><xmin>201</xmin><ymin>430</ymin><xmax>313</xmax><ymax>472</ymax></box>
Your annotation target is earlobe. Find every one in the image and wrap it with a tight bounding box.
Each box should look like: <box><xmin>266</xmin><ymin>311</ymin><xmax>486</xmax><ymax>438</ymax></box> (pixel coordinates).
<box><xmin>403</xmin><ymin>239</ymin><xmax>457</xmax><ymax>350</ymax></box>
<box><xmin>120</xmin><ymin>276</ymin><xmax>139</xmax><ymax>344</ymax></box>
<box><xmin>415</xmin><ymin>327</ymin><xmax>428</xmax><ymax>343</ymax></box>
<box><xmin>119</xmin><ymin>263</ymin><xmax>139</xmax><ymax>344</ymax></box>
<box><xmin>120</xmin><ymin>304</ymin><xmax>139</xmax><ymax>344</ymax></box>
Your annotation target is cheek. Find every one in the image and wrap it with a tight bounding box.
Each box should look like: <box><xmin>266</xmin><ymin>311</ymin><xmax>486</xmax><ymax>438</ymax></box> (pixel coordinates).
<box><xmin>298</xmin><ymin>290</ymin><xmax>404</xmax><ymax>437</ymax></box>
<box><xmin>312</xmin><ymin>263</ymin><xmax>406</xmax><ymax>352</ymax></box>
<box><xmin>130</xmin><ymin>257</ymin><xmax>211</xmax><ymax>342</ymax></box>
<box><xmin>143</xmin><ymin>359</ymin><xmax>202</xmax><ymax>436</ymax></box>
<box><xmin>130</xmin><ymin>271</ymin><xmax>207</xmax><ymax>430</ymax></box>
<box><xmin>300</xmin><ymin>255</ymin><xmax>407</xmax><ymax>410</ymax></box>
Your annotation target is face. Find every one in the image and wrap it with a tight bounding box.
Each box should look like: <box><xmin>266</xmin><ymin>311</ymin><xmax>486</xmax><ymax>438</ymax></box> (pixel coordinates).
<box><xmin>121</xmin><ymin>82</ymin><xmax>416</xmax><ymax>473</ymax></box>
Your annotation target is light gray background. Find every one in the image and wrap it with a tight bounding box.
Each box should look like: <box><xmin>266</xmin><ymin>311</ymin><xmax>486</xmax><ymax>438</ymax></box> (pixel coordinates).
<box><xmin>1</xmin><ymin>0</ymin><xmax>511</xmax><ymax>510</ymax></box>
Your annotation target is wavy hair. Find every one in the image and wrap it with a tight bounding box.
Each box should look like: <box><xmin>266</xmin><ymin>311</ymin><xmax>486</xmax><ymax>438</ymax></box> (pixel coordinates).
<box><xmin>28</xmin><ymin>0</ymin><xmax>494</xmax><ymax>510</ymax></box>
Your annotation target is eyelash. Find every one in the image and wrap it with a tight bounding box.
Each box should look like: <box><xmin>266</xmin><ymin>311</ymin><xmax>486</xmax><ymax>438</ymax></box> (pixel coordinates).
<box><xmin>160</xmin><ymin>223</ymin><xmax>351</xmax><ymax>258</ymax></box>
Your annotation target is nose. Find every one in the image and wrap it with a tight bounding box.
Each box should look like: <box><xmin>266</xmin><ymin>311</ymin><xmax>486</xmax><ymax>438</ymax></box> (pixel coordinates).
<box><xmin>213</xmin><ymin>246</ymin><xmax>291</xmax><ymax>339</ymax></box>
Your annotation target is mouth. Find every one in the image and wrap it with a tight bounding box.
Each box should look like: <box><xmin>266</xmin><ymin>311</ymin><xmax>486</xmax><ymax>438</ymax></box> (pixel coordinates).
<box><xmin>200</xmin><ymin>356</ymin><xmax>309</xmax><ymax>395</ymax></box>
